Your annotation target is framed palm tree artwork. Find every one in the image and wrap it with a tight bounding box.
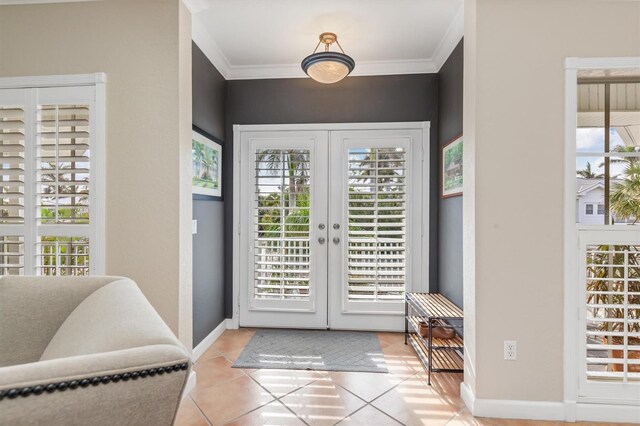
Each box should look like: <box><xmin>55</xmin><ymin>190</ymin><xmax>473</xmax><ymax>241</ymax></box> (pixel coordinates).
<box><xmin>441</xmin><ymin>134</ymin><xmax>463</xmax><ymax>198</ymax></box>
<box><xmin>192</xmin><ymin>127</ymin><xmax>222</xmax><ymax>197</ymax></box>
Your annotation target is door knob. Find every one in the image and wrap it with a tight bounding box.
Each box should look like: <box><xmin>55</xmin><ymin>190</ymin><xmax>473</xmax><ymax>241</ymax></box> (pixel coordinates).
<box><xmin>333</xmin><ymin>223</ymin><xmax>340</xmax><ymax>230</ymax></box>
<box><xmin>333</xmin><ymin>237</ymin><xmax>340</xmax><ymax>244</ymax></box>
<box><xmin>318</xmin><ymin>223</ymin><xmax>325</xmax><ymax>230</ymax></box>
<box><xmin>318</xmin><ymin>237</ymin><xmax>326</xmax><ymax>244</ymax></box>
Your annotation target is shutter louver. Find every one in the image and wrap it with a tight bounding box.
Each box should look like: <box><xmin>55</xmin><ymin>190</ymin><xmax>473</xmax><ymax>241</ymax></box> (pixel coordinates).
<box><xmin>37</xmin><ymin>105</ymin><xmax>90</xmax><ymax>225</ymax></box>
<box><xmin>585</xmin><ymin>244</ymin><xmax>640</xmax><ymax>382</ymax></box>
<box><xmin>0</xmin><ymin>106</ymin><xmax>25</xmax><ymax>224</ymax></box>
<box><xmin>253</xmin><ymin>149</ymin><xmax>311</xmax><ymax>300</ymax></box>
<box><xmin>347</xmin><ymin>147</ymin><xmax>406</xmax><ymax>302</ymax></box>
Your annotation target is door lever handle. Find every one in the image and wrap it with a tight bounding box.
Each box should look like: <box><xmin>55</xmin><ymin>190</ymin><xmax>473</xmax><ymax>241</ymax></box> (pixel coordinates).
<box><xmin>333</xmin><ymin>237</ymin><xmax>340</xmax><ymax>244</ymax></box>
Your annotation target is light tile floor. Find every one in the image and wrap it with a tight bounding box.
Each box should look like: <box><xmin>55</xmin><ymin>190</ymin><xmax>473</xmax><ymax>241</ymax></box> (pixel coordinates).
<box><xmin>175</xmin><ymin>329</ymin><xmax>632</xmax><ymax>426</ymax></box>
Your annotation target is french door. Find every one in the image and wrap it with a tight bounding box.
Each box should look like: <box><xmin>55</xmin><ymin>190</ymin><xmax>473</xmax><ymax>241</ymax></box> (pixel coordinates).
<box><xmin>237</xmin><ymin>124</ymin><xmax>428</xmax><ymax>331</ymax></box>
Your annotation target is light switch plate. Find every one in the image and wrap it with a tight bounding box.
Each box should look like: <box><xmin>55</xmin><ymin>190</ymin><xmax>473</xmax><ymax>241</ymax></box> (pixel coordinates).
<box><xmin>192</xmin><ymin>220</ymin><xmax>198</xmax><ymax>234</ymax></box>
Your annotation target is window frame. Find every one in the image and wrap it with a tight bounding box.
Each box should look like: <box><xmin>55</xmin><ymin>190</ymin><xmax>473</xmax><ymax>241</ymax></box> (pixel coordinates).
<box><xmin>564</xmin><ymin>57</ymin><xmax>640</xmax><ymax>414</ymax></box>
<box><xmin>0</xmin><ymin>74</ymin><xmax>105</xmax><ymax>275</ymax></box>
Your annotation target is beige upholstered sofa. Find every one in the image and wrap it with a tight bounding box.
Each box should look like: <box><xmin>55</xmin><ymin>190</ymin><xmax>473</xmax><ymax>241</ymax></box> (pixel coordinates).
<box><xmin>0</xmin><ymin>276</ymin><xmax>191</xmax><ymax>426</ymax></box>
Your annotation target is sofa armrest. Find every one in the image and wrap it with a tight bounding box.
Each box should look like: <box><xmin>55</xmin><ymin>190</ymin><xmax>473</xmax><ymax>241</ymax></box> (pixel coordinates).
<box><xmin>0</xmin><ymin>345</ymin><xmax>191</xmax><ymax>426</ymax></box>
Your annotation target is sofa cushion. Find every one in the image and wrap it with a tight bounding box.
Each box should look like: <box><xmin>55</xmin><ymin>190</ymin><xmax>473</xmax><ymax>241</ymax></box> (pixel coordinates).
<box><xmin>0</xmin><ymin>276</ymin><xmax>123</xmax><ymax>367</ymax></box>
<box><xmin>40</xmin><ymin>278</ymin><xmax>180</xmax><ymax>361</ymax></box>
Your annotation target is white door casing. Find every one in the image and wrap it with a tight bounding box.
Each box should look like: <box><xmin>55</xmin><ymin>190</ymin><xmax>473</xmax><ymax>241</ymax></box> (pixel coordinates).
<box><xmin>234</xmin><ymin>123</ymin><xmax>429</xmax><ymax>331</ymax></box>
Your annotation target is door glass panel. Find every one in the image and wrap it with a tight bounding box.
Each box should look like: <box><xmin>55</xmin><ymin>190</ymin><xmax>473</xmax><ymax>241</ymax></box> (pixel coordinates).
<box><xmin>347</xmin><ymin>147</ymin><xmax>406</xmax><ymax>302</ymax></box>
<box><xmin>585</xmin><ymin>244</ymin><xmax>640</xmax><ymax>383</ymax></box>
<box><xmin>254</xmin><ymin>149</ymin><xmax>311</xmax><ymax>301</ymax></box>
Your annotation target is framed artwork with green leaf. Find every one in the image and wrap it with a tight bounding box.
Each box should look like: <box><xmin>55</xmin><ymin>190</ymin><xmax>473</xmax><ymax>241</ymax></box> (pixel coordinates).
<box><xmin>441</xmin><ymin>134</ymin><xmax>463</xmax><ymax>198</ymax></box>
<box><xmin>192</xmin><ymin>128</ymin><xmax>222</xmax><ymax>198</ymax></box>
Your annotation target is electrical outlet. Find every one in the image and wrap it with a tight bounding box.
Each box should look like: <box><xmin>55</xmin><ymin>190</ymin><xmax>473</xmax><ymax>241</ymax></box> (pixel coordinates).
<box><xmin>504</xmin><ymin>340</ymin><xmax>517</xmax><ymax>360</ymax></box>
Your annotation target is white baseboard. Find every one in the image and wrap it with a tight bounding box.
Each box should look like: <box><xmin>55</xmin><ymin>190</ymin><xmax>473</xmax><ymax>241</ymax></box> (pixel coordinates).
<box><xmin>576</xmin><ymin>402</ymin><xmax>640</xmax><ymax>423</ymax></box>
<box><xmin>182</xmin><ymin>371</ymin><xmax>196</xmax><ymax>400</ymax></box>
<box><xmin>225</xmin><ymin>317</ymin><xmax>239</xmax><ymax>330</ymax></box>
<box><xmin>192</xmin><ymin>319</ymin><xmax>226</xmax><ymax>362</ymax></box>
<box><xmin>460</xmin><ymin>382</ymin><xmax>639</xmax><ymax>423</ymax></box>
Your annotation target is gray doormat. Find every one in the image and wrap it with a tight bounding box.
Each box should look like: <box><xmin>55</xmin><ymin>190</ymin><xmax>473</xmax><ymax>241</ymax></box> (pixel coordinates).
<box><xmin>232</xmin><ymin>329</ymin><xmax>388</xmax><ymax>373</ymax></box>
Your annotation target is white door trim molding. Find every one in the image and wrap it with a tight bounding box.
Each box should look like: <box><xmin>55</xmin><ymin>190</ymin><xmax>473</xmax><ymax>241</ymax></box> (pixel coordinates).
<box><xmin>232</xmin><ymin>122</ymin><xmax>430</xmax><ymax>329</ymax></box>
<box><xmin>234</xmin><ymin>122</ymin><xmax>430</xmax><ymax>132</ymax></box>
<box><xmin>563</xmin><ymin>56</ymin><xmax>640</xmax><ymax>412</ymax></box>
<box><xmin>0</xmin><ymin>73</ymin><xmax>106</xmax><ymax>89</ymax></box>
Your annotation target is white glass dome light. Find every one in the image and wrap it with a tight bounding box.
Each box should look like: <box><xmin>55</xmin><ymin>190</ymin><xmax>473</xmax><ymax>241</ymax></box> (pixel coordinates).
<box><xmin>301</xmin><ymin>33</ymin><xmax>355</xmax><ymax>84</ymax></box>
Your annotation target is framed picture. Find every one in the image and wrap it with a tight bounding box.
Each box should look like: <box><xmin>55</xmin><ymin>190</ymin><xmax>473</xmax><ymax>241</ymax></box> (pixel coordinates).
<box><xmin>441</xmin><ymin>134</ymin><xmax>463</xmax><ymax>198</ymax></box>
<box><xmin>192</xmin><ymin>128</ymin><xmax>222</xmax><ymax>198</ymax></box>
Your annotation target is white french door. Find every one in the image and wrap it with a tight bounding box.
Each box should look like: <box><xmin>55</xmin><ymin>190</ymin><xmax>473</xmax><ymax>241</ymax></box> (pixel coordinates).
<box><xmin>239</xmin><ymin>131</ymin><xmax>329</xmax><ymax>328</ymax></box>
<box><xmin>237</xmin><ymin>124</ymin><xmax>429</xmax><ymax>331</ymax></box>
<box><xmin>328</xmin><ymin>129</ymin><xmax>424</xmax><ymax>330</ymax></box>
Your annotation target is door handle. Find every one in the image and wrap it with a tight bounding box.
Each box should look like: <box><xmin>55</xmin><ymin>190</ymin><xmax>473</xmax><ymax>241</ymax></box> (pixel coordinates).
<box><xmin>333</xmin><ymin>237</ymin><xmax>340</xmax><ymax>244</ymax></box>
<box><xmin>333</xmin><ymin>223</ymin><xmax>340</xmax><ymax>230</ymax></box>
<box><xmin>318</xmin><ymin>237</ymin><xmax>326</xmax><ymax>244</ymax></box>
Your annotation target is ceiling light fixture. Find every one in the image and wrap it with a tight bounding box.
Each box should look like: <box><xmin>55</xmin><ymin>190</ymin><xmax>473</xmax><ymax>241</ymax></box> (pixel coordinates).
<box><xmin>301</xmin><ymin>32</ymin><xmax>355</xmax><ymax>84</ymax></box>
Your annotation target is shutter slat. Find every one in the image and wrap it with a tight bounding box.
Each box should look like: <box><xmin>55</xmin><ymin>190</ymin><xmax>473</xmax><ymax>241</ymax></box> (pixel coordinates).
<box><xmin>253</xmin><ymin>148</ymin><xmax>312</xmax><ymax>301</ymax></box>
<box><xmin>347</xmin><ymin>147</ymin><xmax>408</xmax><ymax>303</ymax></box>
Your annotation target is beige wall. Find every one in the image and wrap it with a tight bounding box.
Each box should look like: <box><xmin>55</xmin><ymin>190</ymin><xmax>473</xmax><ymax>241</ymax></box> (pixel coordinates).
<box><xmin>0</xmin><ymin>0</ymin><xmax>193</xmax><ymax>348</ymax></box>
<box><xmin>464</xmin><ymin>0</ymin><xmax>640</xmax><ymax>401</ymax></box>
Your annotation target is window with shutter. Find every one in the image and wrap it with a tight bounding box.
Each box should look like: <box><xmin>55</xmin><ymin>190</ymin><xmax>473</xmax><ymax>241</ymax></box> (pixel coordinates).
<box><xmin>570</xmin><ymin>66</ymin><xmax>640</xmax><ymax>402</ymax></box>
<box><xmin>0</xmin><ymin>76</ymin><xmax>104</xmax><ymax>276</ymax></box>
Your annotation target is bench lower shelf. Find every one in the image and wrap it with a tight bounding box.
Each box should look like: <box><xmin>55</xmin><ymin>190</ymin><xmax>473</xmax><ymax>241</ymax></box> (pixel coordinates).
<box><xmin>407</xmin><ymin>333</ymin><xmax>464</xmax><ymax>373</ymax></box>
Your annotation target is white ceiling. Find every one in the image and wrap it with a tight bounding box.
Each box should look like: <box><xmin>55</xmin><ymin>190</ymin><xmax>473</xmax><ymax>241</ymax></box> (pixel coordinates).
<box><xmin>186</xmin><ymin>0</ymin><xmax>464</xmax><ymax>80</ymax></box>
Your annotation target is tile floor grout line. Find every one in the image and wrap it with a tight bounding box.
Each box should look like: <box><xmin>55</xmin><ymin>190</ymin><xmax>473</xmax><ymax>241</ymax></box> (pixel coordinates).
<box><xmin>367</xmin><ymin>403</ymin><xmax>408</xmax><ymax>426</ymax></box>
<box><xmin>239</xmin><ymin>367</ymin><xmax>311</xmax><ymax>426</ymax></box>
<box><xmin>188</xmin><ymin>395</ymin><xmax>214</xmax><ymax>426</ymax></box>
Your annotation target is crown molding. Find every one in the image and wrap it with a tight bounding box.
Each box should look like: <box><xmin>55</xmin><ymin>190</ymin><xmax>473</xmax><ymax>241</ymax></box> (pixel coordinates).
<box><xmin>225</xmin><ymin>58</ymin><xmax>437</xmax><ymax>80</ymax></box>
<box><xmin>191</xmin><ymin>13</ymin><xmax>232</xmax><ymax>79</ymax></box>
<box><xmin>182</xmin><ymin>0</ymin><xmax>208</xmax><ymax>15</ymax></box>
<box><xmin>431</xmin><ymin>4</ymin><xmax>464</xmax><ymax>70</ymax></box>
<box><xmin>191</xmin><ymin>3</ymin><xmax>463</xmax><ymax>80</ymax></box>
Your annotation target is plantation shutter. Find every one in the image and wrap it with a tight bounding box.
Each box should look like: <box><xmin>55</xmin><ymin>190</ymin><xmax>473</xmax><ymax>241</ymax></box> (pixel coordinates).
<box><xmin>0</xmin><ymin>80</ymin><xmax>103</xmax><ymax>276</ymax></box>
<box><xmin>347</xmin><ymin>147</ymin><xmax>407</xmax><ymax>301</ymax></box>
<box><xmin>253</xmin><ymin>149</ymin><xmax>312</xmax><ymax>301</ymax></box>
<box><xmin>583</xmin><ymin>243</ymin><xmax>640</xmax><ymax>384</ymax></box>
<box><xmin>0</xmin><ymin>100</ymin><xmax>26</xmax><ymax>274</ymax></box>
<box><xmin>37</xmin><ymin>105</ymin><xmax>90</xmax><ymax>225</ymax></box>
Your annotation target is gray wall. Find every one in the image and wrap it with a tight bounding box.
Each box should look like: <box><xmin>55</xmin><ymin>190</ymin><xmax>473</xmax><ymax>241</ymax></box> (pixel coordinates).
<box><xmin>192</xmin><ymin>42</ymin><xmax>226</xmax><ymax>346</ymax></box>
<box><xmin>437</xmin><ymin>40</ymin><xmax>464</xmax><ymax>308</ymax></box>
<box><xmin>224</xmin><ymin>74</ymin><xmax>440</xmax><ymax>318</ymax></box>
